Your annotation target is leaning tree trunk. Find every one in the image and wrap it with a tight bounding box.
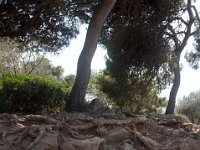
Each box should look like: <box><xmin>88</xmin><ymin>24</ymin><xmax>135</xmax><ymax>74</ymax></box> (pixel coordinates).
<box><xmin>66</xmin><ymin>0</ymin><xmax>116</xmax><ymax>112</ymax></box>
<box><xmin>165</xmin><ymin>54</ymin><xmax>181</xmax><ymax>114</ymax></box>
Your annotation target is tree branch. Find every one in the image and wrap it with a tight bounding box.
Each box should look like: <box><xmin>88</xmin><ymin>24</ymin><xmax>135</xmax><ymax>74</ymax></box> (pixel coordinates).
<box><xmin>27</xmin><ymin>55</ymin><xmax>45</xmax><ymax>75</ymax></box>
<box><xmin>167</xmin><ymin>25</ymin><xmax>179</xmax><ymax>48</ymax></box>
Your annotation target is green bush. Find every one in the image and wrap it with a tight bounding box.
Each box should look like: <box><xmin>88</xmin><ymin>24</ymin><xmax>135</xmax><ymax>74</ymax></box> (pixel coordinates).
<box><xmin>0</xmin><ymin>73</ymin><xmax>71</xmax><ymax>113</ymax></box>
<box><xmin>176</xmin><ymin>91</ymin><xmax>200</xmax><ymax>124</ymax></box>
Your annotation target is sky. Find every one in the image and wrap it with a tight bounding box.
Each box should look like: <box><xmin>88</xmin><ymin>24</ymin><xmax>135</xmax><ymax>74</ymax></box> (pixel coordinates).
<box><xmin>48</xmin><ymin>1</ymin><xmax>200</xmax><ymax>101</ymax></box>
<box><xmin>47</xmin><ymin>25</ymin><xmax>106</xmax><ymax>75</ymax></box>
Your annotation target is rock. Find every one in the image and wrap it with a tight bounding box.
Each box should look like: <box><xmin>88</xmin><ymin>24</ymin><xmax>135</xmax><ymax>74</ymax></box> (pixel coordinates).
<box><xmin>88</xmin><ymin>98</ymin><xmax>106</xmax><ymax>113</ymax></box>
<box><xmin>60</xmin><ymin>136</ymin><xmax>104</xmax><ymax>150</ymax></box>
<box><xmin>105</xmin><ymin>127</ymin><xmax>133</xmax><ymax>143</ymax></box>
<box><xmin>119</xmin><ymin>140</ymin><xmax>136</xmax><ymax>150</ymax></box>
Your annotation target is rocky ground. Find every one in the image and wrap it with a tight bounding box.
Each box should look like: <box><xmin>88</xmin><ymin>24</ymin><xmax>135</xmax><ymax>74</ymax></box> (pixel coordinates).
<box><xmin>0</xmin><ymin>111</ymin><xmax>200</xmax><ymax>150</ymax></box>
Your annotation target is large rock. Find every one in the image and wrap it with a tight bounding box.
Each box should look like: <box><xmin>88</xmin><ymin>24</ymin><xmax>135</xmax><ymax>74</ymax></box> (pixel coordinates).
<box><xmin>88</xmin><ymin>98</ymin><xmax>106</xmax><ymax>113</ymax></box>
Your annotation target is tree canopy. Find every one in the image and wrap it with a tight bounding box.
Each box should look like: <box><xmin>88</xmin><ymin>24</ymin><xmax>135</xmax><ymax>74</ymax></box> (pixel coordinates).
<box><xmin>100</xmin><ymin>0</ymin><xmax>182</xmax><ymax>45</ymax></box>
<box><xmin>0</xmin><ymin>0</ymin><xmax>98</xmax><ymax>52</ymax></box>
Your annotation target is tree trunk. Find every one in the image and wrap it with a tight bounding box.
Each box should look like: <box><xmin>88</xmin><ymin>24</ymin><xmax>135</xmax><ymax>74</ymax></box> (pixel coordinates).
<box><xmin>165</xmin><ymin>54</ymin><xmax>181</xmax><ymax>114</ymax></box>
<box><xmin>66</xmin><ymin>0</ymin><xmax>116</xmax><ymax>112</ymax></box>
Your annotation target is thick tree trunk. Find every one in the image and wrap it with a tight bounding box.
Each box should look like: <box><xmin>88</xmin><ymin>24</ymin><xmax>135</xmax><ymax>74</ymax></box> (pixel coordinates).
<box><xmin>165</xmin><ymin>54</ymin><xmax>181</xmax><ymax>114</ymax></box>
<box><xmin>66</xmin><ymin>0</ymin><xmax>116</xmax><ymax>112</ymax></box>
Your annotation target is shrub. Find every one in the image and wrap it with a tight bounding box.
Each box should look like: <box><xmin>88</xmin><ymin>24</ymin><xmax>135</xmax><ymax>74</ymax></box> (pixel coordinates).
<box><xmin>176</xmin><ymin>91</ymin><xmax>200</xmax><ymax>124</ymax></box>
<box><xmin>0</xmin><ymin>73</ymin><xmax>71</xmax><ymax>113</ymax></box>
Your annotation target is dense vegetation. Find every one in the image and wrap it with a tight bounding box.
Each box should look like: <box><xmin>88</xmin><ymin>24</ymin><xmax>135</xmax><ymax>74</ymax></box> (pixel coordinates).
<box><xmin>0</xmin><ymin>0</ymin><xmax>200</xmax><ymax>113</ymax></box>
<box><xmin>0</xmin><ymin>73</ymin><xmax>71</xmax><ymax>114</ymax></box>
<box><xmin>176</xmin><ymin>90</ymin><xmax>200</xmax><ymax>124</ymax></box>
<box><xmin>88</xmin><ymin>71</ymin><xmax>167</xmax><ymax>113</ymax></box>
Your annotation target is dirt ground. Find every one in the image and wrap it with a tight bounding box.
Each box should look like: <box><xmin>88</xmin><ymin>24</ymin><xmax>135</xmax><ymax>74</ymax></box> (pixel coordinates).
<box><xmin>0</xmin><ymin>112</ymin><xmax>200</xmax><ymax>150</ymax></box>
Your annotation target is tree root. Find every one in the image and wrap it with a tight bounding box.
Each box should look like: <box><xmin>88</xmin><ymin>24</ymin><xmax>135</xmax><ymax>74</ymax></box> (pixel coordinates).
<box><xmin>125</xmin><ymin>127</ymin><xmax>161</xmax><ymax>150</ymax></box>
<box><xmin>24</xmin><ymin>115</ymin><xmax>57</xmax><ymax>124</ymax></box>
<box><xmin>2</xmin><ymin>124</ymin><xmax>55</xmax><ymax>150</ymax></box>
<box><xmin>25</xmin><ymin>126</ymin><xmax>46</xmax><ymax>150</ymax></box>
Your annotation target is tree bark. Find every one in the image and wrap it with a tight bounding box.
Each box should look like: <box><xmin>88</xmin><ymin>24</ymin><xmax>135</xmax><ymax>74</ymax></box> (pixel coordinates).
<box><xmin>66</xmin><ymin>0</ymin><xmax>116</xmax><ymax>112</ymax></box>
<box><xmin>165</xmin><ymin>54</ymin><xmax>181</xmax><ymax>114</ymax></box>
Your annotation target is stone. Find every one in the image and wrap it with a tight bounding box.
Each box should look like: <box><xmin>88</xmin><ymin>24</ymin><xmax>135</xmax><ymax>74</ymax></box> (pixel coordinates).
<box><xmin>88</xmin><ymin>98</ymin><xmax>106</xmax><ymax>113</ymax></box>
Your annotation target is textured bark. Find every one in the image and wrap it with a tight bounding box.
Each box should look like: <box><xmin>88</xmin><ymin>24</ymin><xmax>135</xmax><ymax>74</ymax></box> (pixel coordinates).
<box><xmin>165</xmin><ymin>54</ymin><xmax>180</xmax><ymax>114</ymax></box>
<box><xmin>66</xmin><ymin>0</ymin><xmax>117</xmax><ymax>112</ymax></box>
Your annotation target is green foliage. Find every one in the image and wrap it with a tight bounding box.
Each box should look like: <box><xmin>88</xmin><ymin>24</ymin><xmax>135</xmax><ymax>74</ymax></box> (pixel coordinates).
<box><xmin>51</xmin><ymin>66</ymin><xmax>64</xmax><ymax>80</ymax></box>
<box><xmin>176</xmin><ymin>90</ymin><xmax>200</xmax><ymax>124</ymax></box>
<box><xmin>63</xmin><ymin>74</ymin><xmax>75</xmax><ymax>87</ymax></box>
<box><xmin>87</xmin><ymin>71</ymin><xmax>110</xmax><ymax>105</ymax></box>
<box><xmin>100</xmin><ymin>0</ymin><xmax>182</xmax><ymax>45</ymax></box>
<box><xmin>0</xmin><ymin>73</ymin><xmax>71</xmax><ymax>113</ymax></box>
<box><xmin>98</xmin><ymin>24</ymin><xmax>173</xmax><ymax>113</ymax></box>
<box><xmin>0</xmin><ymin>40</ymin><xmax>65</xmax><ymax>78</ymax></box>
<box><xmin>0</xmin><ymin>0</ymin><xmax>99</xmax><ymax>53</ymax></box>
<box><xmin>88</xmin><ymin>71</ymin><xmax>167</xmax><ymax>113</ymax></box>
<box><xmin>176</xmin><ymin>114</ymin><xmax>191</xmax><ymax>123</ymax></box>
<box><xmin>105</xmin><ymin>26</ymin><xmax>174</xmax><ymax>91</ymax></box>
<box><xmin>185</xmin><ymin>31</ymin><xmax>200</xmax><ymax>69</ymax></box>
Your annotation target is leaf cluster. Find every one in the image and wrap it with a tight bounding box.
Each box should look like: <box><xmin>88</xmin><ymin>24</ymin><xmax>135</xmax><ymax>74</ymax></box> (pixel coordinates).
<box><xmin>0</xmin><ymin>0</ymin><xmax>98</xmax><ymax>52</ymax></box>
<box><xmin>185</xmin><ymin>31</ymin><xmax>200</xmax><ymax>69</ymax></box>
<box><xmin>100</xmin><ymin>0</ymin><xmax>183</xmax><ymax>45</ymax></box>
<box><xmin>106</xmin><ymin>25</ymin><xmax>175</xmax><ymax>91</ymax></box>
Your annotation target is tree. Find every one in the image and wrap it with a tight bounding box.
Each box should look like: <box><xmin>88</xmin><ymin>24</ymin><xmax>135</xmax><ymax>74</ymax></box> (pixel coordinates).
<box><xmin>67</xmin><ymin>0</ymin><xmax>184</xmax><ymax>112</ymax></box>
<box><xmin>165</xmin><ymin>0</ymin><xmax>200</xmax><ymax>114</ymax></box>
<box><xmin>66</xmin><ymin>0</ymin><xmax>117</xmax><ymax>112</ymax></box>
<box><xmin>100</xmin><ymin>0</ymin><xmax>182</xmax><ymax>45</ymax></box>
<box><xmin>0</xmin><ymin>37</ymin><xmax>22</xmax><ymax>74</ymax></box>
<box><xmin>94</xmin><ymin>0</ymin><xmax>184</xmax><ymax>113</ymax></box>
<box><xmin>0</xmin><ymin>38</ymin><xmax>65</xmax><ymax>78</ymax></box>
<box><xmin>0</xmin><ymin>0</ymin><xmax>88</xmax><ymax>53</ymax></box>
<box><xmin>51</xmin><ymin>66</ymin><xmax>64</xmax><ymax>80</ymax></box>
<box><xmin>100</xmin><ymin>25</ymin><xmax>173</xmax><ymax>112</ymax></box>
<box><xmin>88</xmin><ymin>71</ymin><xmax>168</xmax><ymax>113</ymax></box>
<box><xmin>0</xmin><ymin>0</ymin><xmax>187</xmax><ymax>113</ymax></box>
<box><xmin>0</xmin><ymin>0</ymin><xmax>105</xmax><ymax>112</ymax></box>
